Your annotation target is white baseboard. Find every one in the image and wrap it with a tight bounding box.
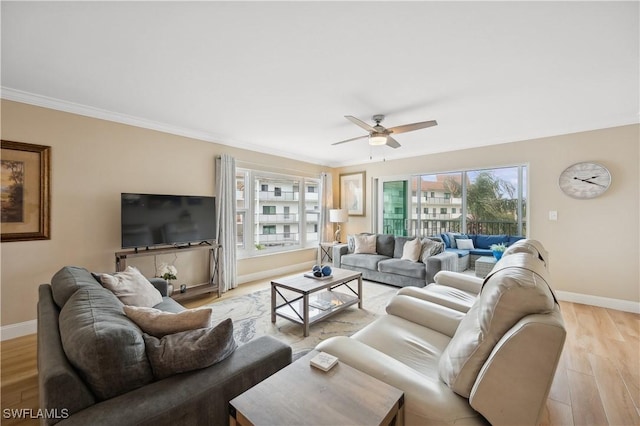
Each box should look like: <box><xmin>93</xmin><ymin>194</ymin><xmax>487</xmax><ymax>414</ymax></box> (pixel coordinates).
<box><xmin>555</xmin><ymin>291</ymin><xmax>640</xmax><ymax>314</ymax></box>
<box><xmin>1</xmin><ymin>319</ymin><xmax>37</xmax><ymax>341</ymax></box>
<box><xmin>3</xmin><ymin>280</ymin><xmax>637</xmax><ymax>341</ymax></box>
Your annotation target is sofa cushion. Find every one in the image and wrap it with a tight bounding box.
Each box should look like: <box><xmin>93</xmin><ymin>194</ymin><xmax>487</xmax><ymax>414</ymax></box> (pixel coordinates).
<box><xmin>420</xmin><ymin>238</ymin><xmax>445</xmax><ymax>263</ymax></box>
<box><xmin>341</xmin><ymin>253</ymin><xmax>390</xmax><ymax>271</ymax></box>
<box><xmin>456</xmin><ymin>239</ymin><xmax>474</xmax><ymax>250</ymax></box>
<box><xmin>401</xmin><ymin>238</ymin><xmax>422</xmax><ymax>262</ymax></box>
<box><xmin>353</xmin><ymin>234</ymin><xmax>377</xmax><ymax>254</ymax></box>
<box><xmin>376</xmin><ymin>234</ymin><xmax>396</xmax><ymax>258</ymax></box>
<box><xmin>59</xmin><ymin>287</ymin><xmax>154</xmax><ymax>401</ymax></box>
<box><xmin>378</xmin><ymin>258</ymin><xmax>427</xmax><ymax>280</ymax></box>
<box><xmin>143</xmin><ymin>318</ymin><xmax>237</xmax><ymax>380</ymax></box>
<box><xmin>438</xmin><ymin>254</ymin><xmax>555</xmax><ymax>398</ymax></box>
<box><xmin>123</xmin><ymin>306</ymin><xmax>213</xmax><ymax>338</ymax></box>
<box><xmin>445</xmin><ymin>232</ymin><xmax>468</xmax><ymax>249</ymax></box>
<box><xmin>394</xmin><ymin>236</ymin><xmax>415</xmax><ymax>258</ymax></box>
<box><xmin>474</xmin><ymin>234</ymin><xmax>508</xmax><ymax>249</ymax></box>
<box><xmin>469</xmin><ymin>248</ymin><xmax>493</xmax><ymax>257</ymax></box>
<box><xmin>508</xmin><ymin>236</ymin><xmax>524</xmax><ymax>246</ymax></box>
<box><xmin>51</xmin><ymin>266</ymin><xmax>102</xmax><ymax>309</ymax></box>
<box><xmin>98</xmin><ymin>266</ymin><xmax>163</xmax><ymax>307</ymax></box>
<box><xmin>445</xmin><ymin>248</ymin><xmax>469</xmax><ymax>258</ymax></box>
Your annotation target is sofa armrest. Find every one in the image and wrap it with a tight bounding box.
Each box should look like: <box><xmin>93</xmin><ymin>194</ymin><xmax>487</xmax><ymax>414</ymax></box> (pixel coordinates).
<box><xmin>424</xmin><ymin>251</ymin><xmax>458</xmax><ymax>283</ymax></box>
<box><xmin>316</xmin><ymin>336</ymin><xmax>479</xmax><ymax>425</ymax></box>
<box><xmin>55</xmin><ymin>336</ymin><xmax>292</xmax><ymax>426</ymax></box>
<box><xmin>433</xmin><ymin>271</ymin><xmax>482</xmax><ymax>295</ymax></box>
<box><xmin>332</xmin><ymin>243</ymin><xmax>349</xmax><ymax>268</ymax></box>
<box><xmin>385</xmin><ymin>294</ymin><xmax>464</xmax><ymax>337</ymax></box>
<box><xmin>470</xmin><ymin>308</ymin><xmax>566</xmax><ymax>425</ymax></box>
<box><xmin>149</xmin><ymin>278</ymin><xmax>168</xmax><ymax>296</ymax></box>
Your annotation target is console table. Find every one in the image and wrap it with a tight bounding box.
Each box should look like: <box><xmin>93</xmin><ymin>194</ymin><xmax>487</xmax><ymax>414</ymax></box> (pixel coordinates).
<box><xmin>115</xmin><ymin>243</ymin><xmax>221</xmax><ymax>301</ymax></box>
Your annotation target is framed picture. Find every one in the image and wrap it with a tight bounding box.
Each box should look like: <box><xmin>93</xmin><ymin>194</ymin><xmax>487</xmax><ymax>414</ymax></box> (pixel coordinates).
<box><xmin>340</xmin><ymin>171</ymin><xmax>366</xmax><ymax>216</ymax></box>
<box><xmin>1</xmin><ymin>140</ymin><xmax>51</xmax><ymax>242</ymax></box>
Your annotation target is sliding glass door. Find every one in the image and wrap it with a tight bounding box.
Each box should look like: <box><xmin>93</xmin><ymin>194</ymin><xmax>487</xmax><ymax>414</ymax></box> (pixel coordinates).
<box><xmin>376</xmin><ymin>166</ymin><xmax>527</xmax><ymax>237</ymax></box>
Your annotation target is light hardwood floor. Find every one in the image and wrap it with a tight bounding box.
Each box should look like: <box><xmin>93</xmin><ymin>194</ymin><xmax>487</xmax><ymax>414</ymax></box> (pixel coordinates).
<box><xmin>2</xmin><ymin>279</ymin><xmax>638</xmax><ymax>426</ymax></box>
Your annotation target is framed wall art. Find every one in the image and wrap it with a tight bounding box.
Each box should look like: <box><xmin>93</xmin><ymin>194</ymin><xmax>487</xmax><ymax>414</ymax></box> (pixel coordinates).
<box><xmin>340</xmin><ymin>171</ymin><xmax>365</xmax><ymax>216</ymax></box>
<box><xmin>1</xmin><ymin>140</ymin><xmax>51</xmax><ymax>242</ymax></box>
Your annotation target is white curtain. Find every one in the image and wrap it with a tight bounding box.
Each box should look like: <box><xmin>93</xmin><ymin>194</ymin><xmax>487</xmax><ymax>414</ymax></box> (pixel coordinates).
<box><xmin>319</xmin><ymin>171</ymin><xmax>334</xmax><ymax>244</ymax></box>
<box><xmin>215</xmin><ymin>154</ymin><xmax>237</xmax><ymax>292</ymax></box>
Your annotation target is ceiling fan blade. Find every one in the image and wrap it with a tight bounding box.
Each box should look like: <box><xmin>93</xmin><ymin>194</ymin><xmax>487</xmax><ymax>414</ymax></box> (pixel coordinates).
<box><xmin>388</xmin><ymin>120</ymin><xmax>437</xmax><ymax>135</ymax></box>
<box><xmin>386</xmin><ymin>136</ymin><xmax>401</xmax><ymax>149</ymax></box>
<box><xmin>332</xmin><ymin>135</ymin><xmax>368</xmax><ymax>146</ymax></box>
<box><xmin>345</xmin><ymin>115</ymin><xmax>376</xmax><ymax>132</ymax></box>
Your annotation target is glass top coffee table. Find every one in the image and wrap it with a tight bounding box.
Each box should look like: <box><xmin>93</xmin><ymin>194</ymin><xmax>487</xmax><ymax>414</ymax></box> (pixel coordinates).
<box><xmin>271</xmin><ymin>268</ymin><xmax>363</xmax><ymax>337</ymax></box>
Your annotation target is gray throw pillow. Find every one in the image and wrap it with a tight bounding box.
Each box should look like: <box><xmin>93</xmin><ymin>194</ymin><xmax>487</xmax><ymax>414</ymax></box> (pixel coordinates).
<box><xmin>124</xmin><ymin>306</ymin><xmax>213</xmax><ymax>338</ymax></box>
<box><xmin>143</xmin><ymin>318</ymin><xmax>237</xmax><ymax>380</ymax></box>
<box><xmin>59</xmin><ymin>287</ymin><xmax>154</xmax><ymax>400</ymax></box>
<box><xmin>98</xmin><ymin>266</ymin><xmax>163</xmax><ymax>307</ymax></box>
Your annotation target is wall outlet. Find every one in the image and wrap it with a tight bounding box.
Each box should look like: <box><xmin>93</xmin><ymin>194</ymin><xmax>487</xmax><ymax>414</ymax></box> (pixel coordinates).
<box><xmin>548</xmin><ymin>210</ymin><xmax>558</xmax><ymax>221</ymax></box>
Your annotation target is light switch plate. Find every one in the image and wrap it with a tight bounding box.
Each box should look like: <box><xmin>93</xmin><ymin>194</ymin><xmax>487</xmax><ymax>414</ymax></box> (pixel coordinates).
<box><xmin>548</xmin><ymin>211</ymin><xmax>558</xmax><ymax>221</ymax></box>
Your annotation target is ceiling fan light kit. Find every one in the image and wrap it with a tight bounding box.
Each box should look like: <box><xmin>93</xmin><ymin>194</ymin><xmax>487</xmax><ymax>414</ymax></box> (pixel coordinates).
<box><xmin>333</xmin><ymin>114</ymin><xmax>438</xmax><ymax>149</ymax></box>
<box><xmin>369</xmin><ymin>134</ymin><xmax>388</xmax><ymax>146</ymax></box>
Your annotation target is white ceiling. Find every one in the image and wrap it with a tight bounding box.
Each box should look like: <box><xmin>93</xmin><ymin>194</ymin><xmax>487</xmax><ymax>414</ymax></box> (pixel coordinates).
<box><xmin>2</xmin><ymin>1</ymin><xmax>638</xmax><ymax>167</ymax></box>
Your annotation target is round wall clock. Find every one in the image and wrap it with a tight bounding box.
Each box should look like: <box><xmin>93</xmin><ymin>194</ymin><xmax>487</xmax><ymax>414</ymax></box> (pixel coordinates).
<box><xmin>558</xmin><ymin>162</ymin><xmax>611</xmax><ymax>199</ymax></box>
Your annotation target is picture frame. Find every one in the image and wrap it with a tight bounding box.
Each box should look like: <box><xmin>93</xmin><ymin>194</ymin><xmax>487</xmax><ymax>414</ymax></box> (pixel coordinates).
<box><xmin>1</xmin><ymin>140</ymin><xmax>51</xmax><ymax>242</ymax></box>
<box><xmin>339</xmin><ymin>171</ymin><xmax>366</xmax><ymax>216</ymax></box>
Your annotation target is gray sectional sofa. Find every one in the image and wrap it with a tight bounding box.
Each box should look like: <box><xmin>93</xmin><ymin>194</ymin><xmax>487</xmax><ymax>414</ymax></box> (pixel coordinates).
<box><xmin>332</xmin><ymin>234</ymin><xmax>458</xmax><ymax>287</ymax></box>
<box><xmin>38</xmin><ymin>266</ymin><xmax>291</xmax><ymax>425</ymax></box>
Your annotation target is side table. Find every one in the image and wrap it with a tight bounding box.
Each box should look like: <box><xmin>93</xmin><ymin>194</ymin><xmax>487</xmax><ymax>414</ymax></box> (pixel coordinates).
<box><xmin>319</xmin><ymin>241</ymin><xmax>338</xmax><ymax>263</ymax></box>
<box><xmin>229</xmin><ymin>350</ymin><xmax>404</xmax><ymax>426</ymax></box>
<box><xmin>475</xmin><ymin>256</ymin><xmax>497</xmax><ymax>278</ymax></box>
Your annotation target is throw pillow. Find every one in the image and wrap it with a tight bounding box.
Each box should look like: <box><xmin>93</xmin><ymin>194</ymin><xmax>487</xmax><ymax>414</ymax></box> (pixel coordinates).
<box><xmin>98</xmin><ymin>266</ymin><xmax>163</xmax><ymax>307</ymax></box>
<box><xmin>456</xmin><ymin>238</ymin><xmax>474</xmax><ymax>250</ymax></box>
<box><xmin>123</xmin><ymin>306</ymin><xmax>213</xmax><ymax>338</ymax></box>
<box><xmin>421</xmin><ymin>238</ymin><xmax>445</xmax><ymax>262</ymax></box>
<box><xmin>353</xmin><ymin>234</ymin><xmax>377</xmax><ymax>254</ymax></box>
<box><xmin>445</xmin><ymin>232</ymin><xmax>467</xmax><ymax>249</ymax></box>
<box><xmin>401</xmin><ymin>238</ymin><xmax>422</xmax><ymax>262</ymax></box>
<box><xmin>143</xmin><ymin>318</ymin><xmax>237</xmax><ymax>380</ymax></box>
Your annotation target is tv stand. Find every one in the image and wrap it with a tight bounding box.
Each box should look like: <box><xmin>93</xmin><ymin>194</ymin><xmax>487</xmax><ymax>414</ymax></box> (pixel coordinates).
<box><xmin>115</xmin><ymin>243</ymin><xmax>222</xmax><ymax>301</ymax></box>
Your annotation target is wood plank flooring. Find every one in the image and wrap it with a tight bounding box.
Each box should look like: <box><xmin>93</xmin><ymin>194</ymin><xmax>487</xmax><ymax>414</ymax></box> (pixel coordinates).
<box><xmin>2</xmin><ymin>281</ymin><xmax>638</xmax><ymax>425</ymax></box>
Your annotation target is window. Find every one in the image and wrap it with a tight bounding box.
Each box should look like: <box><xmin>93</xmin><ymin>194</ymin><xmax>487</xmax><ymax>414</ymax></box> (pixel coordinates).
<box><xmin>263</xmin><ymin>225</ymin><xmax>276</xmax><ymax>234</ymax></box>
<box><xmin>377</xmin><ymin>166</ymin><xmax>527</xmax><ymax>238</ymax></box>
<box><xmin>236</xmin><ymin>168</ymin><xmax>321</xmax><ymax>257</ymax></box>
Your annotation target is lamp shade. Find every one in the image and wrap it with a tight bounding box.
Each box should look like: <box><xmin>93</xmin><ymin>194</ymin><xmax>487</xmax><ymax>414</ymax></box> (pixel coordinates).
<box><xmin>369</xmin><ymin>133</ymin><xmax>387</xmax><ymax>146</ymax></box>
<box><xmin>329</xmin><ymin>209</ymin><xmax>349</xmax><ymax>223</ymax></box>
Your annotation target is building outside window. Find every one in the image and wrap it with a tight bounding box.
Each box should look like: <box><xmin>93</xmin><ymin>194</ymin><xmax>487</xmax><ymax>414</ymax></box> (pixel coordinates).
<box><xmin>236</xmin><ymin>168</ymin><xmax>321</xmax><ymax>256</ymax></box>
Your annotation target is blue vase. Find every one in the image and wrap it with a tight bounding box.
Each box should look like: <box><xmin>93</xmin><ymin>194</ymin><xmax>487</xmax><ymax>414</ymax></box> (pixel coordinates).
<box><xmin>493</xmin><ymin>251</ymin><xmax>503</xmax><ymax>260</ymax></box>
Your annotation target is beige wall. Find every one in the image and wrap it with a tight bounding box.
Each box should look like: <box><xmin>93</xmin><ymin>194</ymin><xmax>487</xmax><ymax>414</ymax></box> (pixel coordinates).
<box><xmin>1</xmin><ymin>100</ymin><xmax>327</xmax><ymax>326</ymax></box>
<box><xmin>1</xmin><ymin>99</ymin><xmax>638</xmax><ymax>327</ymax></box>
<box><xmin>335</xmin><ymin>124</ymin><xmax>640</xmax><ymax>305</ymax></box>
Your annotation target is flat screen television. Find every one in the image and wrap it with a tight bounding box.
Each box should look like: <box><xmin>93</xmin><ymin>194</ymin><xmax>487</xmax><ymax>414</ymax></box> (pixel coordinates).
<box><xmin>121</xmin><ymin>193</ymin><xmax>216</xmax><ymax>249</ymax></box>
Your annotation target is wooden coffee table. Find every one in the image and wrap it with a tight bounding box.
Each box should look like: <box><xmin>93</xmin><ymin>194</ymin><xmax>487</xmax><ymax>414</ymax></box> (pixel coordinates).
<box><xmin>229</xmin><ymin>350</ymin><xmax>404</xmax><ymax>426</ymax></box>
<box><xmin>271</xmin><ymin>268</ymin><xmax>362</xmax><ymax>336</ymax></box>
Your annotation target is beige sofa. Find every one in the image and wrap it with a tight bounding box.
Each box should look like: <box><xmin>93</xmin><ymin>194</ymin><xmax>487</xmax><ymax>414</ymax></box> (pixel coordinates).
<box><xmin>316</xmin><ymin>240</ymin><xmax>565</xmax><ymax>425</ymax></box>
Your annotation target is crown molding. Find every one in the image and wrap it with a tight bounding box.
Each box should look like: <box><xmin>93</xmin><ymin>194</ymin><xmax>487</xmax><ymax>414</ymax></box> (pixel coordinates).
<box><xmin>1</xmin><ymin>87</ymin><xmax>332</xmax><ymax>167</ymax></box>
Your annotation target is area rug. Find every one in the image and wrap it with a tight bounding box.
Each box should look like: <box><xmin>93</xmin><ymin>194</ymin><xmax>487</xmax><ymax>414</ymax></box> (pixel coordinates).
<box><xmin>204</xmin><ymin>280</ymin><xmax>397</xmax><ymax>356</ymax></box>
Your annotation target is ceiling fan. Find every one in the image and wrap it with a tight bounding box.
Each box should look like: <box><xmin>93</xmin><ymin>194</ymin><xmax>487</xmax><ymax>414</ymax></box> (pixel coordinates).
<box><xmin>332</xmin><ymin>114</ymin><xmax>437</xmax><ymax>149</ymax></box>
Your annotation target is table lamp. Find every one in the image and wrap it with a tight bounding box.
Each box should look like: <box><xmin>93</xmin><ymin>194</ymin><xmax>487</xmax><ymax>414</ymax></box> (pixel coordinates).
<box><xmin>329</xmin><ymin>209</ymin><xmax>349</xmax><ymax>243</ymax></box>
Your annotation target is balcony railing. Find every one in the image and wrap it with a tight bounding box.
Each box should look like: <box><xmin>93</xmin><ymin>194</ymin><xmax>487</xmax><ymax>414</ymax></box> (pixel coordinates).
<box><xmin>257</xmin><ymin>191</ymin><xmax>299</xmax><ymax>201</ymax></box>
<box><xmin>382</xmin><ymin>219</ymin><xmax>525</xmax><ymax>237</ymax></box>
<box><xmin>256</xmin><ymin>213</ymin><xmax>299</xmax><ymax>223</ymax></box>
